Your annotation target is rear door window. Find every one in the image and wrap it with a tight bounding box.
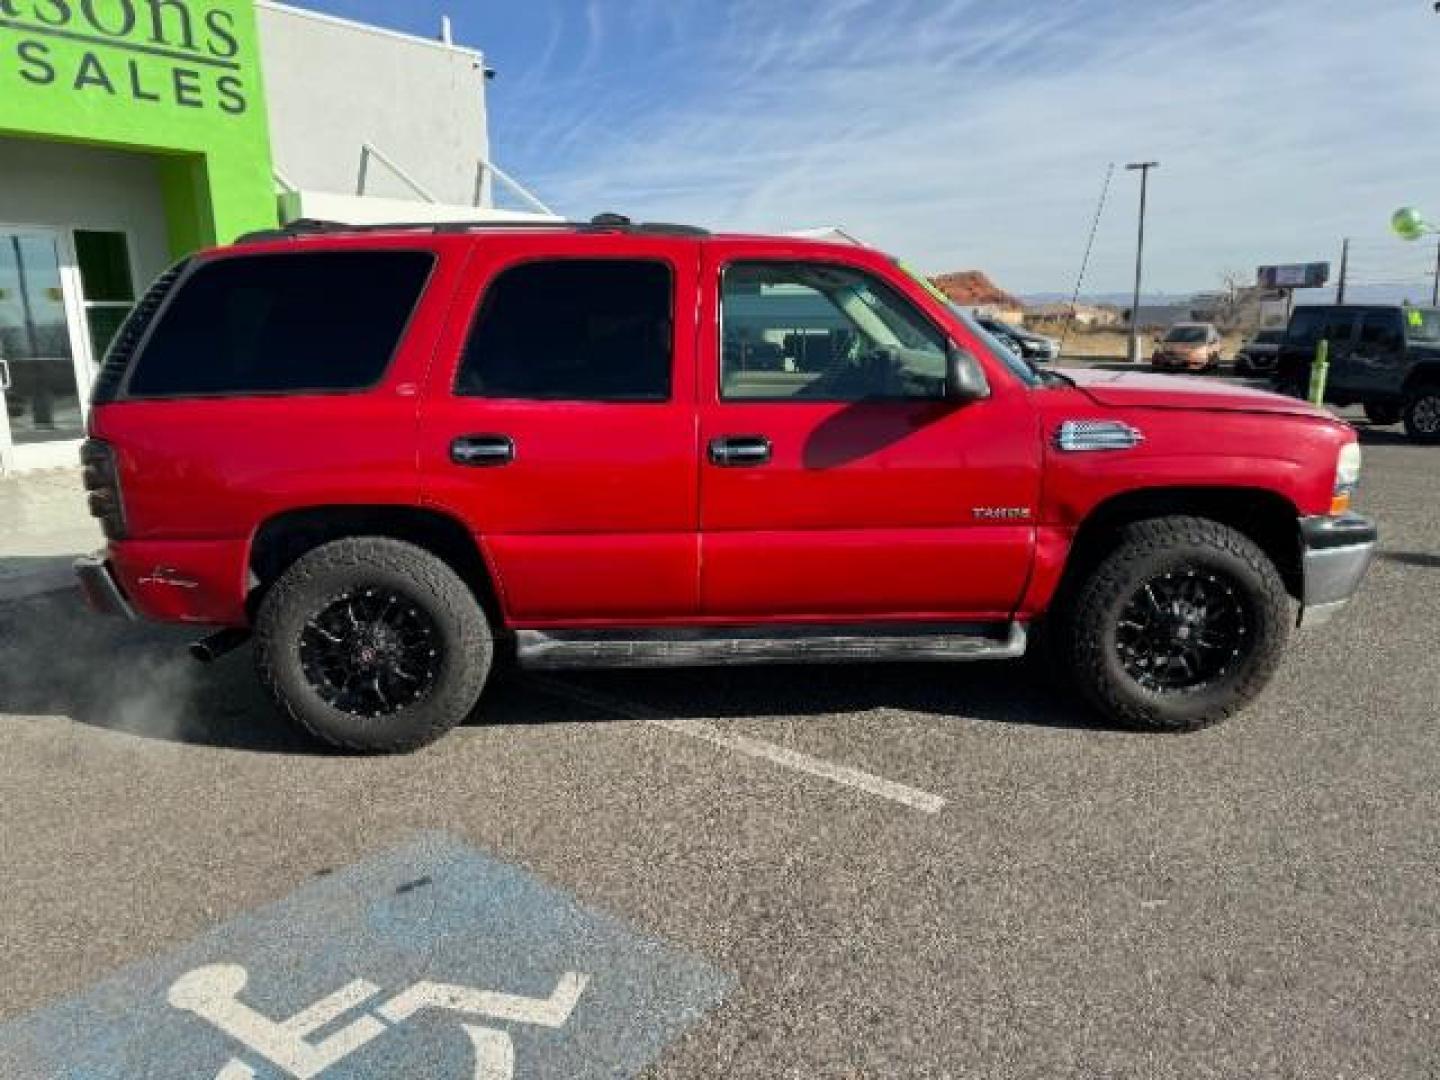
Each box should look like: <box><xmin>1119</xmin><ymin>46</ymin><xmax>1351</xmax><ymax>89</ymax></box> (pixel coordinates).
<box><xmin>455</xmin><ymin>259</ymin><xmax>673</xmax><ymax>401</ymax></box>
<box><xmin>1358</xmin><ymin>310</ymin><xmax>1404</xmax><ymax>350</ymax></box>
<box><xmin>125</xmin><ymin>251</ymin><xmax>434</xmax><ymax>398</ymax></box>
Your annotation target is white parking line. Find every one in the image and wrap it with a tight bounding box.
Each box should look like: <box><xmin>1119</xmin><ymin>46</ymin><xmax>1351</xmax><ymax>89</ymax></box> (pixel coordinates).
<box><xmin>528</xmin><ymin>677</ymin><xmax>947</xmax><ymax>816</ymax></box>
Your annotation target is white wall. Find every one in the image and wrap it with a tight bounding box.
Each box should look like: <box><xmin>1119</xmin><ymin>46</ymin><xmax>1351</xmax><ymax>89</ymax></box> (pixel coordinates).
<box><xmin>0</xmin><ymin>136</ymin><xmax>171</xmax><ymax>287</ymax></box>
<box><xmin>256</xmin><ymin>2</ymin><xmax>491</xmax><ymax>207</ymax></box>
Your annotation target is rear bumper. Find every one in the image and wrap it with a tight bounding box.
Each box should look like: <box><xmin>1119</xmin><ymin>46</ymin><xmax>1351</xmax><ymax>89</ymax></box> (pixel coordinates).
<box><xmin>75</xmin><ymin>538</ymin><xmax>251</xmax><ymax>625</ymax></box>
<box><xmin>1299</xmin><ymin>513</ymin><xmax>1378</xmax><ymax>625</ymax></box>
<box><xmin>74</xmin><ymin>553</ymin><xmax>136</xmax><ymax>620</ymax></box>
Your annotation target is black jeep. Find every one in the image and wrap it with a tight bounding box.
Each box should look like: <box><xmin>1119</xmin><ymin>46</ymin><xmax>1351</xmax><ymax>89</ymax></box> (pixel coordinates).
<box><xmin>1274</xmin><ymin>304</ymin><xmax>1440</xmax><ymax>442</ymax></box>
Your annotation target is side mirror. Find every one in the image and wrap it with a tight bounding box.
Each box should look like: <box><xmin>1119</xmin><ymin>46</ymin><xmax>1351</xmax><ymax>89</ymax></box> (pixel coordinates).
<box><xmin>946</xmin><ymin>343</ymin><xmax>991</xmax><ymax>401</ymax></box>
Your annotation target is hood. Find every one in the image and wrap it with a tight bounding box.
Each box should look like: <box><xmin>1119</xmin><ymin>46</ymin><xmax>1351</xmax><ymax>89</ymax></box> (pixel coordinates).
<box><xmin>1062</xmin><ymin>368</ymin><xmax>1326</xmax><ymax>417</ymax></box>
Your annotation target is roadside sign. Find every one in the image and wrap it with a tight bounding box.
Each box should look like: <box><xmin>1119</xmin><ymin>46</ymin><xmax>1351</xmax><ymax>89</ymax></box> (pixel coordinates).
<box><xmin>0</xmin><ymin>834</ymin><xmax>731</xmax><ymax>1078</ymax></box>
<box><xmin>1257</xmin><ymin>263</ymin><xmax>1330</xmax><ymax>289</ymax></box>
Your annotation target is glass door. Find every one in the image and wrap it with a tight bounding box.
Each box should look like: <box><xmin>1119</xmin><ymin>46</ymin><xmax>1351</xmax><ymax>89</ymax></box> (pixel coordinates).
<box><xmin>0</xmin><ymin>227</ymin><xmax>97</xmax><ymax>473</ymax></box>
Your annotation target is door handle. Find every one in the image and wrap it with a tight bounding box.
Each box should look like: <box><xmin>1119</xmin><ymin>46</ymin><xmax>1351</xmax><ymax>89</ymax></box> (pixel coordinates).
<box><xmin>451</xmin><ymin>434</ymin><xmax>515</xmax><ymax>467</ymax></box>
<box><xmin>0</xmin><ymin>357</ymin><xmax>10</xmax><ymax>392</ymax></box>
<box><xmin>708</xmin><ymin>435</ymin><xmax>771</xmax><ymax>467</ymax></box>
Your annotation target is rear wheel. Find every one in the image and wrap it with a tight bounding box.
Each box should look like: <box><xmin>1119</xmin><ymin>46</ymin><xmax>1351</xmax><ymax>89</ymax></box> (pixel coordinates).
<box><xmin>1403</xmin><ymin>384</ymin><xmax>1440</xmax><ymax>443</ymax></box>
<box><xmin>1057</xmin><ymin>516</ymin><xmax>1290</xmax><ymax>732</ymax></box>
<box><xmin>1364</xmin><ymin>403</ymin><xmax>1402</xmax><ymax>426</ymax></box>
<box><xmin>255</xmin><ymin>537</ymin><xmax>492</xmax><ymax>752</ymax></box>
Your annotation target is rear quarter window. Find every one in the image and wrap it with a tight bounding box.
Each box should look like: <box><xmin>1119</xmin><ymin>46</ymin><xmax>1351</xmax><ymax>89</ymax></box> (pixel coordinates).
<box><xmin>124</xmin><ymin>251</ymin><xmax>434</xmax><ymax>398</ymax></box>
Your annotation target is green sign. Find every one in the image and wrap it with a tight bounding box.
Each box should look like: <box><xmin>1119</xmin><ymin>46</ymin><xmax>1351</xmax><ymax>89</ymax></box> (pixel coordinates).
<box><xmin>0</xmin><ymin>0</ymin><xmax>277</xmax><ymax>253</ymax></box>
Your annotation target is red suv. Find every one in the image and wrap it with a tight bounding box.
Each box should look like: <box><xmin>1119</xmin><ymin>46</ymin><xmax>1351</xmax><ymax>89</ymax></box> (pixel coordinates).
<box><xmin>75</xmin><ymin>218</ymin><xmax>1377</xmax><ymax>752</ymax></box>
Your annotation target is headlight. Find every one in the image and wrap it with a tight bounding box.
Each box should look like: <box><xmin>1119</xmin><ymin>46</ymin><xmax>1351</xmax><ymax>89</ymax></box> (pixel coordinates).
<box><xmin>1332</xmin><ymin>442</ymin><xmax>1362</xmax><ymax>514</ymax></box>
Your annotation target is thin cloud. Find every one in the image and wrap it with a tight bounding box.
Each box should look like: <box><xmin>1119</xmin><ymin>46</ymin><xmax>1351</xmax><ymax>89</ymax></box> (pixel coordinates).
<box><xmin>485</xmin><ymin>0</ymin><xmax>1440</xmax><ymax>293</ymax></box>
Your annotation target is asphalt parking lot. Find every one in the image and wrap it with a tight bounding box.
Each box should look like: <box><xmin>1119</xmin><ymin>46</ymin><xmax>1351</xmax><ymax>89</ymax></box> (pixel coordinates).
<box><xmin>1</xmin><ymin>412</ymin><xmax>1437</xmax><ymax>1078</ymax></box>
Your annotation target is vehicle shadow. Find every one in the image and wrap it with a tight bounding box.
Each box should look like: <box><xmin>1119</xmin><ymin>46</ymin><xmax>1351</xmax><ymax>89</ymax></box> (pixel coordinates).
<box><xmin>0</xmin><ymin>590</ymin><xmax>315</xmax><ymax>754</ymax></box>
<box><xmin>0</xmin><ymin>591</ymin><xmax>1120</xmax><ymax>752</ymax></box>
<box><xmin>1356</xmin><ymin>426</ymin><xmax>1415</xmax><ymax>447</ymax></box>
<box><xmin>1380</xmin><ymin>550</ymin><xmax>1440</xmax><ymax>570</ymax></box>
<box><xmin>0</xmin><ymin>555</ymin><xmax>85</xmax><ymax>603</ymax></box>
<box><xmin>526</xmin><ymin>658</ymin><xmax>1126</xmax><ymax>735</ymax></box>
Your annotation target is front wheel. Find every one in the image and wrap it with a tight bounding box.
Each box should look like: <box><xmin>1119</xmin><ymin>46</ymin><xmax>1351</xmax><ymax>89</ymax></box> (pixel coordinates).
<box><xmin>1403</xmin><ymin>384</ymin><xmax>1440</xmax><ymax>443</ymax></box>
<box><xmin>255</xmin><ymin>537</ymin><xmax>492</xmax><ymax>752</ymax></box>
<box><xmin>1057</xmin><ymin>516</ymin><xmax>1290</xmax><ymax>732</ymax></box>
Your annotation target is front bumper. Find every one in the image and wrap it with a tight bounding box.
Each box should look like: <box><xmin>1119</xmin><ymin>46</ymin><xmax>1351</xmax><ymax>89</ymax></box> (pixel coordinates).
<box><xmin>74</xmin><ymin>553</ymin><xmax>136</xmax><ymax>620</ymax></box>
<box><xmin>1299</xmin><ymin>513</ymin><xmax>1378</xmax><ymax>625</ymax></box>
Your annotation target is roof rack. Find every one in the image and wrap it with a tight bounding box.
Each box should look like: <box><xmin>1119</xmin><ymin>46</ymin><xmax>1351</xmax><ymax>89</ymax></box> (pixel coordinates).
<box><xmin>233</xmin><ymin>213</ymin><xmax>710</xmax><ymax>245</ymax></box>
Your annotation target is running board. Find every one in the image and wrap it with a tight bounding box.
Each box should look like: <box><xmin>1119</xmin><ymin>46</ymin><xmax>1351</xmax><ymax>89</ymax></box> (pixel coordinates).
<box><xmin>515</xmin><ymin>621</ymin><xmax>1028</xmax><ymax>670</ymax></box>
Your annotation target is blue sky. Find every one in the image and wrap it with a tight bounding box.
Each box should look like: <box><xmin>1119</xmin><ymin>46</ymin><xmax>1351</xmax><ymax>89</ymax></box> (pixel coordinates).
<box><xmin>302</xmin><ymin>0</ymin><xmax>1440</xmax><ymax>295</ymax></box>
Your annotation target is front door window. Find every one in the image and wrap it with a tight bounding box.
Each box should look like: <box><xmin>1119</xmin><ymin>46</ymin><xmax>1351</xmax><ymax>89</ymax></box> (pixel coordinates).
<box><xmin>0</xmin><ymin>230</ymin><xmax>84</xmax><ymax>447</ymax></box>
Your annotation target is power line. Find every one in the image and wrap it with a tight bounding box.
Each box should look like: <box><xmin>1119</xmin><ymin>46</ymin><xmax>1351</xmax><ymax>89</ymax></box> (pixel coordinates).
<box><xmin>1059</xmin><ymin>162</ymin><xmax>1115</xmax><ymax>355</ymax></box>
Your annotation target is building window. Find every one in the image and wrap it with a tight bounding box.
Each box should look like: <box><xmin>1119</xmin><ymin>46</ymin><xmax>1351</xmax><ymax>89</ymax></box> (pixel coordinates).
<box><xmin>74</xmin><ymin>230</ymin><xmax>136</xmax><ymax>363</ymax></box>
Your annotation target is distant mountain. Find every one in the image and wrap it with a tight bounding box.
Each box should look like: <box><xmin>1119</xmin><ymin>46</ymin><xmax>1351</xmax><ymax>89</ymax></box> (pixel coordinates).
<box><xmin>932</xmin><ymin>271</ymin><xmax>1023</xmax><ymax>311</ymax></box>
<box><xmin>1022</xmin><ymin>284</ymin><xmax>1437</xmax><ymax>307</ymax></box>
<box><xmin>1022</xmin><ymin>291</ymin><xmax>1201</xmax><ymax>307</ymax></box>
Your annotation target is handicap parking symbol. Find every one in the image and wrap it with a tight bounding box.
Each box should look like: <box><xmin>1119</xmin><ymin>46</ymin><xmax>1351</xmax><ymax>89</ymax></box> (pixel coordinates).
<box><xmin>0</xmin><ymin>834</ymin><xmax>731</xmax><ymax>1078</ymax></box>
<box><xmin>170</xmin><ymin>962</ymin><xmax>588</xmax><ymax>1079</ymax></box>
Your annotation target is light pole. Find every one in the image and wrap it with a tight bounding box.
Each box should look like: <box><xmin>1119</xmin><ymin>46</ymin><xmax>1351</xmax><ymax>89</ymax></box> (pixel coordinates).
<box><xmin>1126</xmin><ymin>161</ymin><xmax>1159</xmax><ymax>362</ymax></box>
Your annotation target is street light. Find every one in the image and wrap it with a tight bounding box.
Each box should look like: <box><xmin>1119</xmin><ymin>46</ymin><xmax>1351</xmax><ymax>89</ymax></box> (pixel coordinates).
<box><xmin>1126</xmin><ymin>161</ymin><xmax>1159</xmax><ymax>362</ymax></box>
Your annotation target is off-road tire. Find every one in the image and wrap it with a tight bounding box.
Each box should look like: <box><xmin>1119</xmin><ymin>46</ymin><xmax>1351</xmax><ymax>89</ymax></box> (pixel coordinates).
<box><xmin>1364</xmin><ymin>403</ymin><xmax>1402</xmax><ymax>426</ymax></box>
<box><xmin>1057</xmin><ymin>516</ymin><xmax>1290</xmax><ymax>733</ymax></box>
<box><xmin>255</xmin><ymin>537</ymin><xmax>492</xmax><ymax>753</ymax></box>
<box><xmin>1402</xmin><ymin>384</ymin><xmax>1440</xmax><ymax>444</ymax></box>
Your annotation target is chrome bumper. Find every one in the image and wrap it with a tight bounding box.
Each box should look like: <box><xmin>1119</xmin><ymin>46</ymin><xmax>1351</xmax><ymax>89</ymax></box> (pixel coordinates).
<box><xmin>74</xmin><ymin>553</ymin><xmax>136</xmax><ymax>620</ymax></box>
<box><xmin>1299</xmin><ymin>514</ymin><xmax>1378</xmax><ymax>625</ymax></box>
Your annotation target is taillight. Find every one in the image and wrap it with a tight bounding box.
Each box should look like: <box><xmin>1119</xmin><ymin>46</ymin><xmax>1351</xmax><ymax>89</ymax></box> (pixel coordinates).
<box><xmin>80</xmin><ymin>439</ymin><xmax>126</xmax><ymax>540</ymax></box>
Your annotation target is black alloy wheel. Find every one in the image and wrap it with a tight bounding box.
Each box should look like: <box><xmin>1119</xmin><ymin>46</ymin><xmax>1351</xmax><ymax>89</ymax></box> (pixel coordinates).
<box><xmin>1404</xmin><ymin>385</ymin><xmax>1440</xmax><ymax>443</ymax></box>
<box><xmin>298</xmin><ymin>588</ymin><xmax>443</xmax><ymax>718</ymax></box>
<box><xmin>1115</xmin><ymin>568</ymin><xmax>1249</xmax><ymax>694</ymax></box>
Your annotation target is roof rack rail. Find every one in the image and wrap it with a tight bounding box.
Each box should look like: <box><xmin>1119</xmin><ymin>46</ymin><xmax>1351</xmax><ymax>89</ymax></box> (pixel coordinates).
<box><xmin>588</xmin><ymin>213</ymin><xmax>710</xmax><ymax>237</ymax></box>
<box><xmin>232</xmin><ymin>215</ymin><xmax>711</xmax><ymax>245</ymax></box>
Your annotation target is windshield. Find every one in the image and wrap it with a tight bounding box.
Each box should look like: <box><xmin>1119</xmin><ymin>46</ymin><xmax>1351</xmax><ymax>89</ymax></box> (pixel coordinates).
<box><xmin>948</xmin><ymin>305</ymin><xmax>1042</xmax><ymax>386</ymax></box>
<box><xmin>1403</xmin><ymin>307</ymin><xmax>1440</xmax><ymax>343</ymax></box>
<box><xmin>1164</xmin><ymin>326</ymin><xmax>1208</xmax><ymax>343</ymax></box>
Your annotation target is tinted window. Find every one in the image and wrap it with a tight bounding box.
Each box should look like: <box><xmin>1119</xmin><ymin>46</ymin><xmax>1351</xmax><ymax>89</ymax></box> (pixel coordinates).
<box><xmin>127</xmin><ymin>252</ymin><xmax>432</xmax><ymax>397</ymax></box>
<box><xmin>1359</xmin><ymin>311</ymin><xmax>1404</xmax><ymax>349</ymax></box>
<box><xmin>1402</xmin><ymin>307</ymin><xmax>1440</xmax><ymax>343</ymax></box>
<box><xmin>1164</xmin><ymin>326</ymin><xmax>1207</xmax><ymax>343</ymax></box>
<box><xmin>1287</xmin><ymin>308</ymin><xmax>1355</xmax><ymax>347</ymax></box>
<box><xmin>721</xmin><ymin>262</ymin><xmax>948</xmax><ymax>401</ymax></box>
<box><xmin>456</xmin><ymin>260</ymin><xmax>672</xmax><ymax>401</ymax></box>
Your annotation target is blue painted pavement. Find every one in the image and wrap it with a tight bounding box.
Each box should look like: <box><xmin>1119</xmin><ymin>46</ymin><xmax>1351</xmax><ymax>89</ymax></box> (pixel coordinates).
<box><xmin>0</xmin><ymin>833</ymin><xmax>732</xmax><ymax>1078</ymax></box>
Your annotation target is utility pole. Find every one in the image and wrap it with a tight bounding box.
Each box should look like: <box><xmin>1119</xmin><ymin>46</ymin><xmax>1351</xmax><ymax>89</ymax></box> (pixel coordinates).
<box><xmin>1432</xmin><ymin>239</ymin><xmax>1440</xmax><ymax>306</ymax></box>
<box><xmin>1125</xmin><ymin>161</ymin><xmax>1159</xmax><ymax>362</ymax></box>
<box><xmin>1336</xmin><ymin>238</ymin><xmax>1349</xmax><ymax>304</ymax></box>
